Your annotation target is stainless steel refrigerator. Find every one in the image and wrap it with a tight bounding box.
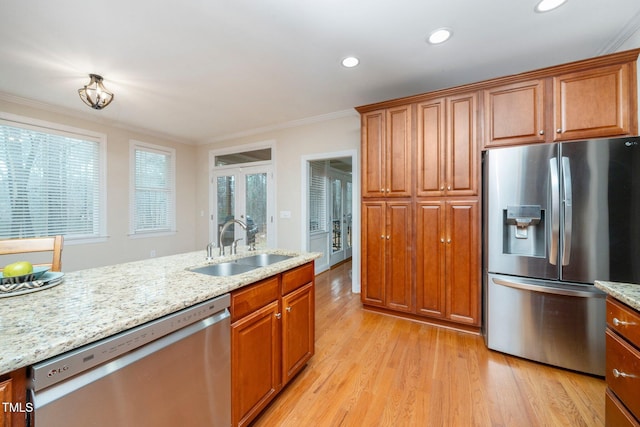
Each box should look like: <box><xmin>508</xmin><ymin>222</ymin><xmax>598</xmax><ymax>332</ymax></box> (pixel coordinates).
<box><xmin>483</xmin><ymin>136</ymin><xmax>640</xmax><ymax>376</ymax></box>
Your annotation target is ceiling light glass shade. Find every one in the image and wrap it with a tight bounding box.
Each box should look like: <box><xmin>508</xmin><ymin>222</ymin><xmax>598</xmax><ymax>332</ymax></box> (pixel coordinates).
<box><xmin>535</xmin><ymin>0</ymin><xmax>567</xmax><ymax>12</ymax></box>
<box><xmin>78</xmin><ymin>74</ymin><xmax>114</xmax><ymax>110</ymax></box>
<box><xmin>428</xmin><ymin>28</ymin><xmax>452</xmax><ymax>45</ymax></box>
<box><xmin>341</xmin><ymin>57</ymin><xmax>360</xmax><ymax>68</ymax></box>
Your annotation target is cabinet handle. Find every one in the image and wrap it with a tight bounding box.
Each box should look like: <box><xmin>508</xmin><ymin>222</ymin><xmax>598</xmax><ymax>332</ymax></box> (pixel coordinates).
<box><xmin>612</xmin><ymin>368</ymin><xmax>637</xmax><ymax>379</ymax></box>
<box><xmin>286</xmin><ymin>306</ymin><xmax>292</xmax><ymax>312</ymax></box>
<box><xmin>386</xmin><ymin>188</ymin><xmax>390</xmax><ymax>193</ymax></box>
<box><xmin>381</xmin><ymin>235</ymin><xmax>385</xmax><ymax>239</ymax></box>
<box><xmin>556</xmin><ymin>128</ymin><xmax>562</xmax><ymax>133</ymax></box>
<box><xmin>386</xmin><ymin>235</ymin><xmax>390</xmax><ymax>240</ymax></box>
<box><xmin>380</xmin><ymin>188</ymin><xmax>385</xmax><ymax>193</ymax></box>
<box><xmin>440</xmin><ymin>186</ymin><xmax>445</xmax><ymax>191</ymax></box>
<box><xmin>275</xmin><ymin>313</ymin><xmax>282</xmax><ymax>319</ymax></box>
<box><xmin>539</xmin><ymin>130</ymin><xmax>545</xmax><ymax>135</ymax></box>
<box><xmin>440</xmin><ymin>238</ymin><xmax>444</xmax><ymax>243</ymax></box>
<box><xmin>447</xmin><ymin>239</ymin><xmax>451</xmax><ymax>244</ymax></box>
<box><xmin>447</xmin><ymin>186</ymin><xmax>451</xmax><ymax>191</ymax></box>
<box><xmin>613</xmin><ymin>317</ymin><xmax>637</xmax><ymax>327</ymax></box>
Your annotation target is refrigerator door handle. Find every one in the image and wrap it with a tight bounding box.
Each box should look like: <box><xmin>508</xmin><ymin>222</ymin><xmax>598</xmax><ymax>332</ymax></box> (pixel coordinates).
<box><xmin>492</xmin><ymin>277</ymin><xmax>602</xmax><ymax>298</ymax></box>
<box><xmin>561</xmin><ymin>156</ymin><xmax>572</xmax><ymax>266</ymax></box>
<box><xmin>549</xmin><ymin>157</ymin><xmax>559</xmax><ymax>266</ymax></box>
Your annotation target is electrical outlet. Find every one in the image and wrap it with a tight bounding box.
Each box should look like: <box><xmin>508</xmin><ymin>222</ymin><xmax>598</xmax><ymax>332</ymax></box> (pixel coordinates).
<box><xmin>150</xmin><ymin>250</ymin><xmax>156</xmax><ymax>258</ymax></box>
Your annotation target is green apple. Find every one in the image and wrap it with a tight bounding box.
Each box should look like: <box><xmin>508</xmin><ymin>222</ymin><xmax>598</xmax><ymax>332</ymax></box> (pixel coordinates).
<box><xmin>3</xmin><ymin>261</ymin><xmax>34</xmax><ymax>277</ymax></box>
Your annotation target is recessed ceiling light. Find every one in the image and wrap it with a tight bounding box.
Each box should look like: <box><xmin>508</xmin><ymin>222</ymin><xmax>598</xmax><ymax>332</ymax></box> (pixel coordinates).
<box><xmin>341</xmin><ymin>57</ymin><xmax>360</xmax><ymax>68</ymax></box>
<box><xmin>427</xmin><ymin>28</ymin><xmax>452</xmax><ymax>45</ymax></box>
<box><xmin>534</xmin><ymin>0</ymin><xmax>567</xmax><ymax>13</ymax></box>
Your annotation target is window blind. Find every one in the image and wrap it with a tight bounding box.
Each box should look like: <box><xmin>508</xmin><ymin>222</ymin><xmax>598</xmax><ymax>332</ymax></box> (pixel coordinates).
<box><xmin>0</xmin><ymin>123</ymin><xmax>102</xmax><ymax>240</ymax></box>
<box><xmin>132</xmin><ymin>143</ymin><xmax>175</xmax><ymax>234</ymax></box>
<box><xmin>309</xmin><ymin>160</ymin><xmax>327</xmax><ymax>233</ymax></box>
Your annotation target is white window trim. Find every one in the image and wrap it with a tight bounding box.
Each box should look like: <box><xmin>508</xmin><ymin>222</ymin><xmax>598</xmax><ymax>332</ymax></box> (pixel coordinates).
<box><xmin>0</xmin><ymin>111</ymin><xmax>108</xmax><ymax>245</ymax></box>
<box><xmin>129</xmin><ymin>140</ymin><xmax>176</xmax><ymax>238</ymax></box>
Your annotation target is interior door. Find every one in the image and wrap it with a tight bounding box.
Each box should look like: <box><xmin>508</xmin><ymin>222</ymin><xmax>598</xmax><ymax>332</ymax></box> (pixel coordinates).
<box><xmin>212</xmin><ymin>166</ymin><xmax>274</xmax><ymax>250</ymax></box>
<box><xmin>329</xmin><ymin>176</ymin><xmax>344</xmax><ymax>266</ymax></box>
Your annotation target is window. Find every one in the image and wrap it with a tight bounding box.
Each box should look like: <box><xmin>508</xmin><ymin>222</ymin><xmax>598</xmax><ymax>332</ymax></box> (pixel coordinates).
<box><xmin>130</xmin><ymin>141</ymin><xmax>176</xmax><ymax>236</ymax></box>
<box><xmin>0</xmin><ymin>113</ymin><xmax>106</xmax><ymax>241</ymax></box>
<box><xmin>309</xmin><ymin>161</ymin><xmax>327</xmax><ymax>233</ymax></box>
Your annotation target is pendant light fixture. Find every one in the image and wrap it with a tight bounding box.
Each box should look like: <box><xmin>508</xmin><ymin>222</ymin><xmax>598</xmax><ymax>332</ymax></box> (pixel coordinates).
<box><xmin>78</xmin><ymin>74</ymin><xmax>114</xmax><ymax>110</ymax></box>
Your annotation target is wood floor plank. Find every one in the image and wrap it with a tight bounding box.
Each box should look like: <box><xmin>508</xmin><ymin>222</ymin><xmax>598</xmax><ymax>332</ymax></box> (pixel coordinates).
<box><xmin>252</xmin><ymin>262</ymin><xmax>606</xmax><ymax>426</ymax></box>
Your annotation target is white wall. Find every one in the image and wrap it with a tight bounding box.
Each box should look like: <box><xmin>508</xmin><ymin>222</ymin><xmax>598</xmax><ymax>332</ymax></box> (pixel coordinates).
<box><xmin>194</xmin><ymin>112</ymin><xmax>361</xmax><ymax>252</ymax></box>
<box><xmin>0</xmin><ymin>99</ymin><xmax>198</xmax><ymax>271</ymax></box>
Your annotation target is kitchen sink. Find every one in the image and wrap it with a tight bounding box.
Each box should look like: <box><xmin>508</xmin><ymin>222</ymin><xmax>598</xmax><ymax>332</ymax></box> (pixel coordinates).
<box><xmin>188</xmin><ymin>254</ymin><xmax>294</xmax><ymax>277</ymax></box>
<box><xmin>189</xmin><ymin>262</ymin><xmax>257</xmax><ymax>277</ymax></box>
<box><xmin>235</xmin><ymin>253</ymin><xmax>293</xmax><ymax>267</ymax></box>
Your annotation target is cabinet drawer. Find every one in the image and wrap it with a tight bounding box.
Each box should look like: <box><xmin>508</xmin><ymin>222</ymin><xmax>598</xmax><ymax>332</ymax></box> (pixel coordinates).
<box><xmin>282</xmin><ymin>262</ymin><xmax>314</xmax><ymax>295</ymax></box>
<box><xmin>606</xmin><ymin>388</ymin><xmax>640</xmax><ymax>427</ymax></box>
<box><xmin>231</xmin><ymin>276</ymin><xmax>279</xmax><ymax>322</ymax></box>
<box><xmin>608</xmin><ymin>297</ymin><xmax>640</xmax><ymax>345</ymax></box>
<box><xmin>606</xmin><ymin>329</ymin><xmax>640</xmax><ymax>418</ymax></box>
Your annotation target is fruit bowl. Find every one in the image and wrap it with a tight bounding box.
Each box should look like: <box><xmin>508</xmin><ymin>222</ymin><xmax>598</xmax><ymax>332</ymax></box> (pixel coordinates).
<box><xmin>0</xmin><ymin>266</ymin><xmax>50</xmax><ymax>285</ymax></box>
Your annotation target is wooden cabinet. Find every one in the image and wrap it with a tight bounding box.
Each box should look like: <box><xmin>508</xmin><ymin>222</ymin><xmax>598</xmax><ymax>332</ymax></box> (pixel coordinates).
<box><xmin>605</xmin><ymin>297</ymin><xmax>640</xmax><ymax>426</ymax></box>
<box><xmin>361</xmin><ymin>105</ymin><xmax>412</xmax><ymax>198</ymax></box>
<box><xmin>416</xmin><ymin>200</ymin><xmax>480</xmax><ymax>325</ymax></box>
<box><xmin>554</xmin><ymin>63</ymin><xmax>636</xmax><ymax>141</ymax></box>
<box><xmin>483</xmin><ymin>79</ymin><xmax>546</xmax><ymax>147</ymax></box>
<box><xmin>0</xmin><ymin>368</ymin><xmax>28</xmax><ymax>427</ymax></box>
<box><xmin>231</xmin><ymin>263</ymin><xmax>315</xmax><ymax>427</ymax></box>
<box><xmin>417</xmin><ymin>92</ymin><xmax>478</xmax><ymax>197</ymax></box>
<box><xmin>361</xmin><ymin>201</ymin><xmax>413</xmax><ymax>313</ymax></box>
<box><xmin>484</xmin><ymin>60</ymin><xmax>637</xmax><ymax>148</ymax></box>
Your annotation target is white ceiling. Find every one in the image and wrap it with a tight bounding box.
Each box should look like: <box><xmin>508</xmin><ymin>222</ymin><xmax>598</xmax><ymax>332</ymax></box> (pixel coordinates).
<box><xmin>1</xmin><ymin>0</ymin><xmax>640</xmax><ymax>144</ymax></box>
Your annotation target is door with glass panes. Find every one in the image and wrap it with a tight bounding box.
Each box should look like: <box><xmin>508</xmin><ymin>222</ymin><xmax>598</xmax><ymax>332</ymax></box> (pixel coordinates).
<box><xmin>212</xmin><ymin>166</ymin><xmax>274</xmax><ymax>250</ymax></box>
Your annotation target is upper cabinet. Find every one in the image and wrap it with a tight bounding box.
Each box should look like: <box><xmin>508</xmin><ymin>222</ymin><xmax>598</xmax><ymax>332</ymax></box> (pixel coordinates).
<box><xmin>483</xmin><ymin>79</ymin><xmax>546</xmax><ymax>147</ymax></box>
<box><xmin>417</xmin><ymin>92</ymin><xmax>478</xmax><ymax>197</ymax></box>
<box><xmin>361</xmin><ymin>105</ymin><xmax>412</xmax><ymax>198</ymax></box>
<box><xmin>483</xmin><ymin>51</ymin><xmax>638</xmax><ymax>148</ymax></box>
<box><xmin>553</xmin><ymin>63</ymin><xmax>635</xmax><ymax>141</ymax></box>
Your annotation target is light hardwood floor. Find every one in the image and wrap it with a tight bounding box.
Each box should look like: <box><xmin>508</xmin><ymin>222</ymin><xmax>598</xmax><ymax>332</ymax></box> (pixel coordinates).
<box><xmin>253</xmin><ymin>261</ymin><xmax>606</xmax><ymax>426</ymax></box>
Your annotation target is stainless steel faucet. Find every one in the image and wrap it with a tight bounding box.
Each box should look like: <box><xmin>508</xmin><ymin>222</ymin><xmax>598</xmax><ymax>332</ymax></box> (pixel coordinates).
<box><xmin>218</xmin><ymin>219</ymin><xmax>247</xmax><ymax>256</ymax></box>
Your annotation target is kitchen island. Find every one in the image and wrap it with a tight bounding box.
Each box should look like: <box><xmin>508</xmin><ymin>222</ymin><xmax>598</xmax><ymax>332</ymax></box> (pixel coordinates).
<box><xmin>594</xmin><ymin>280</ymin><xmax>640</xmax><ymax>426</ymax></box>
<box><xmin>0</xmin><ymin>248</ymin><xmax>320</xmax><ymax>375</ymax></box>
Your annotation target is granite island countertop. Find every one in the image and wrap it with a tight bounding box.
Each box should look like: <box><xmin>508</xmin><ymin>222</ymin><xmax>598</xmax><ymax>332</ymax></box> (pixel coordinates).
<box><xmin>0</xmin><ymin>248</ymin><xmax>320</xmax><ymax>375</ymax></box>
<box><xmin>595</xmin><ymin>280</ymin><xmax>640</xmax><ymax>311</ymax></box>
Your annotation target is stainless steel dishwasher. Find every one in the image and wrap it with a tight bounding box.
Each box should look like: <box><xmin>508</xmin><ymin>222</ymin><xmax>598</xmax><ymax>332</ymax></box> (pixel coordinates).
<box><xmin>29</xmin><ymin>294</ymin><xmax>231</xmax><ymax>427</ymax></box>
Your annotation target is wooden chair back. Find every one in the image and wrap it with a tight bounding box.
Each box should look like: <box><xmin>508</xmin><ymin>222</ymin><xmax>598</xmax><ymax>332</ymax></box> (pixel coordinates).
<box><xmin>0</xmin><ymin>236</ymin><xmax>64</xmax><ymax>272</ymax></box>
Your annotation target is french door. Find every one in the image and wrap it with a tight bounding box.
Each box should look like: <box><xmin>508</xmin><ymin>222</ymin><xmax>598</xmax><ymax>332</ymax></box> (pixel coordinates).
<box><xmin>329</xmin><ymin>173</ymin><xmax>352</xmax><ymax>266</ymax></box>
<box><xmin>211</xmin><ymin>165</ymin><xmax>275</xmax><ymax>250</ymax></box>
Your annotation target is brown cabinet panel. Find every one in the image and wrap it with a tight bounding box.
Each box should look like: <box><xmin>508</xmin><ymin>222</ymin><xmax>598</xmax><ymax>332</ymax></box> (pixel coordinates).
<box><xmin>606</xmin><ymin>329</ymin><xmax>640</xmax><ymax>420</ymax></box>
<box><xmin>448</xmin><ymin>93</ymin><xmax>478</xmax><ymax>196</ymax></box>
<box><xmin>362</xmin><ymin>106</ymin><xmax>412</xmax><ymax>198</ymax></box>
<box><xmin>282</xmin><ymin>262</ymin><xmax>314</xmax><ymax>295</ymax></box>
<box><xmin>0</xmin><ymin>377</ymin><xmax>12</xmax><ymax>427</ymax></box>
<box><xmin>231</xmin><ymin>276</ymin><xmax>279</xmax><ymax>322</ymax></box>
<box><xmin>232</xmin><ymin>301</ymin><xmax>281</xmax><ymax>427</ymax></box>
<box><xmin>282</xmin><ymin>283</ymin><xmax>314</xmax><ymax>384</ymax></box>
<box><xmin>361</xmin><ymin>202</ymin><xmax>386</xmax><ymax>306</ymax></box>
<box><xmin>445</xmin><ymin>200</ymin><xmax>480</xmax><ymax>325</ymax></box>
<box><xmin>417</xmin><ymin>99</ymin><xmax>445</xmax><ymax>196</ymax></box>
<box><xmin>606</xmin><ymin>388</ymin><xmax>640</xmax><ymax>427</ymax></box>
<box><xmin>554</xmin><ymin>63</ymin><xmax>635</xmax><ymax>141</ymax></box>
<box><xmin>416</xmin><ymin>201</ymin><xmax>446</xmax><ymax>318</ymax></box>
<box><xmin>386</xmin><ymin>202</ymin><xmax>413</xmax><ymax>313</ymax></box>
<box><xmin>483</xmin><ymin>79</ymin><xmax>546</xmax><ymax>147</ymax></box>
<box><xmin>361</xmin><ymin>110</ymin><xmax>385</xmax><ymax>197</ymax></box>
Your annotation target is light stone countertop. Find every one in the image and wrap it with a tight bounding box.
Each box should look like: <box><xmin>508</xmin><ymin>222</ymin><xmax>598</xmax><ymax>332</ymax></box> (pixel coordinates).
<box><xmin>594</xmin><ymin>280</ymin><xmax>640</xmax><ymax>311</ymax></box>
<box><xmin>0</xmin><ymin>248</ymin><xmax>320</xmax><ymax>375</ymax></box>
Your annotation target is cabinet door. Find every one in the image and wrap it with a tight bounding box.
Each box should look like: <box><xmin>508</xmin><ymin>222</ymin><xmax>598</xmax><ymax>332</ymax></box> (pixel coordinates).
<box><xmin>386</xmin><ymin>105</ymin><xmax>413</xmax><ymax>197</ymax></box>
<box><xmin>0</xmin><ymin>377</ymin><xmax>11</xmax><ymax>427</ymax></box>
<box><xmin>361</xmin><ymin>202</ymin><xmax>386</xmax><ymax>306</ymax></box>
<box><xmin>554</xmin><ymin>63</ymin><xmax>635</xmax><ymax>141</ymax></box>
<box><xmin>445</xmin><ymin>200</ymin><xmax>480</xmax><ymax>325</ymax></box>
<box><xmin>282</xmin><ymin>282</ymin><xmax>315</xmax><ymax>385</ymax></box>
<box><xmin>232</xmin><ymin>301</ymin><xmax>281</xmax><ymax>427</ymax></box>
<box><xmin>386</xmin><ymin>202</ymin><xmax>413</xmax><ymax>312</ymax></box>
<box><xmin>447</xmin><ymin>93</ymin><xmax>478</xmax><ymax>196</ymax></box>
<box><xmin>416</xmin><ymin>201</ymin><xmax>446</xmax><ymax>318</ymax></box>
<box><xmin>483</xmin><ymin>80</ymin><xmax>546</xmax><ymax>147</ymax></box>
<box><xmin>417</xmin><ymin>98</ymin><xmax>446</xmax><ymax>197</ymax></box>
<box><xmin>361</xmin><ymin>110</ymin><xmax>386</xmax><ymax>197</ymax></box>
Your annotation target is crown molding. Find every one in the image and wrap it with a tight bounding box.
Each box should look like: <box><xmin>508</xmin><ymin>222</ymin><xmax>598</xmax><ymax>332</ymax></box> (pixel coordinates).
<box><xmin>597</xmin><ymin>9</ymin><xmax>640</xmax><ymax>55</ymax></box>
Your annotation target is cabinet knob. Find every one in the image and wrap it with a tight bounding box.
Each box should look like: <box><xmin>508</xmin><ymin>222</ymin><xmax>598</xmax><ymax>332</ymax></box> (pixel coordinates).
<box><xmin>286</xmin><ymin>306</ymin><xmax>292</xmax><ymax>312</ymax></box>
<box><xmin>447</xmin><ymin>186</ymin><xmax>451</xmax><ymax>191</ymax></box>
<box><xmin>275</xmin><ymin>313</ymin><xmax>282</xmax><ymax>319</ymax></box>
<box><xmin>612</xmin><ymin>368</ymin><xmax>636</xmax><ymax>379</ymax></box>
<box><xmin>386</xmin><ymin>188</ymin><xmax>390</xmax><ymax>193</ymax></box>
<box><xmin>380</xmin><ymin>188</ymin><xmax>385</xmax><ymax>193</ymax></box>
<box><xmin>440</xmin><ymin>238</ymin><xmax>445</xmax><ymax>243</ymax></box>
<box><xmin>539</xmin><ymin>130</ymin><xmax>544</xmax><ymax>135</ymax></box>
<box><xmin>613</xmin><ymin>317</ymin><xmax>636</xmax><ymax>327</ymax></box>
<box><xmin>447</xmin><ymin>239</ymin><xmax>451</xmax><ymax>244</ymax></box>
<box><xmin>556</xmin><ymin>128</ymin><xmax>562</xmax><ymax>134</ymax></box>
<box><xmin>381</xmin><ymin>235</ymin><xmax>385</xmax><ymax>239</ymax></box>
<box><xmin>440</xmin><ymin>186</ymin><xmax>445</xmax><ymax>191</ymax></box>
<box><xmin>386</xmin><ymin>235</ymin><xmax>390</xmax><ymax>240</ymax></box>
